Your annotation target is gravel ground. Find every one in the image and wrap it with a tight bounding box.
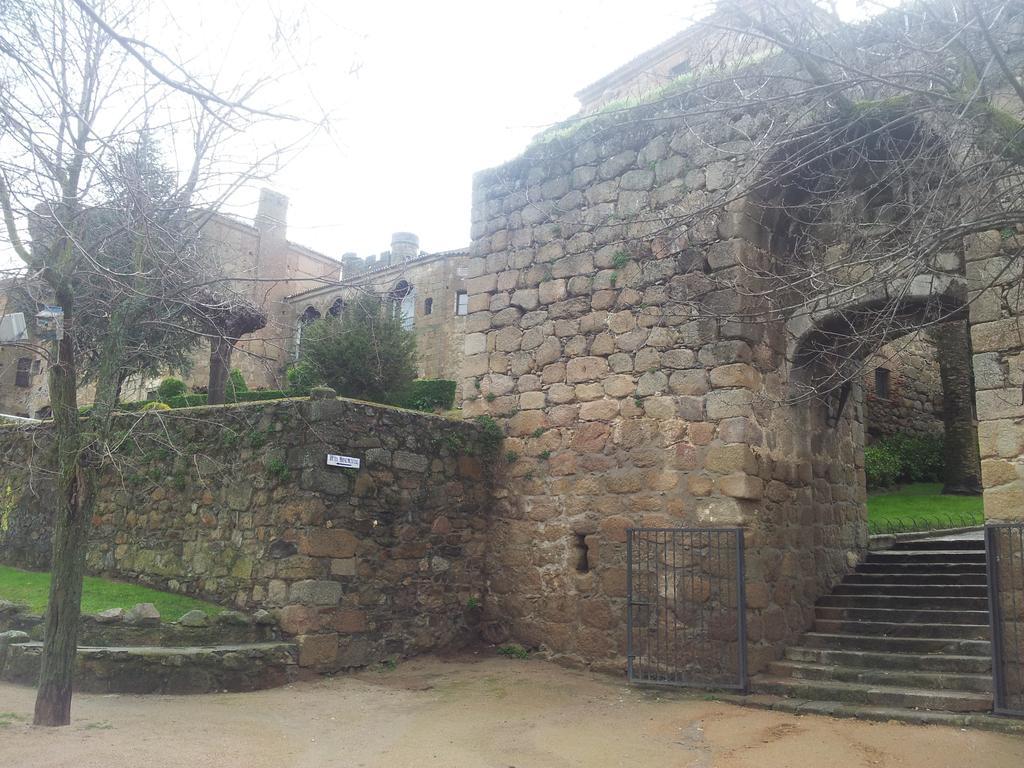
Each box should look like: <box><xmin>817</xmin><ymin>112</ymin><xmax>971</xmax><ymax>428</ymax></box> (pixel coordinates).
<box><xmin>1</xmin><ymin>654</ymin><xmax>1020</xmax><ymax>768</ymax></box>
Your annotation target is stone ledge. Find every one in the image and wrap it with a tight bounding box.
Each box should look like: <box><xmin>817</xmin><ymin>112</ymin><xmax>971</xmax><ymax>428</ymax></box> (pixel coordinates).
<box><xmin>0</xmin><ymin>641</ymin><xmax>297</xmax><ymax>694</ymax></box>
<box><xmin>714</xmin><ymin>693</ymin><xmax>1024</xmax><ymax>735</ymax></box>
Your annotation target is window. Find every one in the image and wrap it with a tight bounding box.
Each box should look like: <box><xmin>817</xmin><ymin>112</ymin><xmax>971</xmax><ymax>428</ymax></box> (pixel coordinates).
<box><xmin>424</xmin><ymin>298</ymin><xmax>433</xmax><ymax>315</ymax></box>
<box><xmin>328</xmin><ymin>298</ymin><xmax>345</xmax><ymax>318</ymax></box>
<box><xmin>294</xmin><ymin>306</ymin><xmax>322</xmax><ymax>360</ymax></box>
<box><xmin>455</xmin><ymin>291</ymin><xmax>468</xmax><ymax>316</ymax></box>
<box><xmin>389</xmin><ymin>281</ymin><xmax>415</xmax><ymax>330</ymax></box>
<box><xmin>874</xmin><ymin>367</ymin><xmax>890</xmax><ymax>399</ymax></box>
<box><xmin>15</xmin><ymin>357</ymin><xmax>31</xmax><ymax>388</ymax></box>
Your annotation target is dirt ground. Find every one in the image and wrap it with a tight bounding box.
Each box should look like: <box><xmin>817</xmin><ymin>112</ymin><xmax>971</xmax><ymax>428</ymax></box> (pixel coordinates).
<box><xmin>1</xmin><ymin>654</ymin><xmax>1021</xmax><ymax>768</ymax></box>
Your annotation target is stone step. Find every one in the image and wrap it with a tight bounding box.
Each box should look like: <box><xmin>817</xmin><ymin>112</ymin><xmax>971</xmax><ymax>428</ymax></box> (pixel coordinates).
<box><xmin>831</xmin><ymin>582</ymin><xmax>988</xmax><ymax>598</ymax></box>
<box><xmin>866</xmin><ymin>550</ymin><xmax>986</xmax><ymax>564</ymax></box>
<box><xmin>784</xmin><ymin>646</ymin><xmax>992</xmax><ymax>673</ymax></box>
<box><xmin>857</xmin><ymin>562</ymin><xmax>986</xmax><ymax>575</ymax></box>
<box><xmin>815</xmin><ymin>606</ymin><xmax>990</xmax><ymax>625</ymax></box>
<box><xmin>715</xmin><ymin>693</ymin><xmax>1024</xmax><ymax>735</ymax></box>
<box><xmin>844</xmin><ymin>571</ymin><xmax>987</xmax><ymax>586</ymax></box>
<box><xmin>818</xmin><ymin>594</ymin><xmax>988</xmax><ymax>610</ymax></box>
<box><xmin>751</xmin><ymin>675</ymin><xmax>992</xmax><ymax>712</ymax></box>
<box><xmin>813</xmin><ymin>619</ymin><xmax>989</xmax><ymax>640</ymax></box>
<box><xmin>800</xmin><ymin>632</ymin><xmax>991</xmax><ymax>655</ymax></box>
<box><xmin>891</xmin><ymin>539</ymin><xmax>985</xmax><ymax>552</ymax></box>
<box><xmin>0</xmin><ymin>641</ymin><xmax>297</xmax><ymax>694</ymax></box>
<box><xmin>766</xmin><ymin>660</ymin><xmax>993</xmax><ymax>693</ymax></box>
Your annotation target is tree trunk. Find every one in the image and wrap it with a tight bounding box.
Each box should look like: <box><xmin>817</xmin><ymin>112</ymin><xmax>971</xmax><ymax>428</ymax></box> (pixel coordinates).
<box><xmin>207</xmin><ymin>335</ymin><xmax>234</xmax><ymax>405</ymax></box>
<box><xmin>33</xmin><ymin>327</ymin><xmax>91</xmax><ymax>727</ymax></box>
<box><xmin>931</xmin><ymin>320</ymin><xmax>982</xmax><ymax>495</ymax></box>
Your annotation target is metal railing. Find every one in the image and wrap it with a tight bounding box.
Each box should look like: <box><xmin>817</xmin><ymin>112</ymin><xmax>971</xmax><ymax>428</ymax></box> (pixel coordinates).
<box><xmin>986</xmin><ymin>522</ymin><xmax>1024</xmax><ymax>718</ymax></box>
<box><xmin>868</xmin><ymin>511</ymin><xmax>983</xmax><ymax>536</ymax></box>
<box><xmin>627</xmin><ymin>527</ymin><xmax>748</xmax><ymax>691</ymax></box>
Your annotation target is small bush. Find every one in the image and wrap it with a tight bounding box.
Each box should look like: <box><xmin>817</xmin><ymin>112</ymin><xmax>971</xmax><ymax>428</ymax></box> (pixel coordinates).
<box><xmin>497</xmin><ymin>643</ymin><xmax>529</xmax><ymax>659</ymax></box>
<box><xmin>156</xmin><ymin>377</ymin><xmax>187</xmax><ymax>401</ymax></box>
<box><xmin>140</xmin><ymin>401</ymin><xmax>171</xmax><ymax>411</ymax></box>
<box><xmin>865</xmin><ymin>433</ymin><xmax>944</xmax><ymax>489</ymax></box>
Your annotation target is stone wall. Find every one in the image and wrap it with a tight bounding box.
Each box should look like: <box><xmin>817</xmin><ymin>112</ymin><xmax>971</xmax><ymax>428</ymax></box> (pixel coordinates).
<box><xmin>464</xmin><ymin>107</ymin><xmax>868</xmax><ymax>673</ymax></box>
<box><xmin>967</xmin><ymin>229</ymin><xmax>1024</xmax><ymax>522</ymax></box>
<box><xmin>862</xmin><ymin>334</ymin><xmax>943</xmax><ymax>441</ymax></box>
<box><xmin>0</xmin><ymin>397</ymin><xmax>495</xmax><ymax>671</ymax></box>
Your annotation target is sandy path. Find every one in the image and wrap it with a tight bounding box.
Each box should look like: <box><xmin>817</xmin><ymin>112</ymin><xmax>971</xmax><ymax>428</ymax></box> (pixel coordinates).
<box><xmin>0</xmin><ymin>654</ymin><xmax>1020</xmax><ymax>768</ymax></box>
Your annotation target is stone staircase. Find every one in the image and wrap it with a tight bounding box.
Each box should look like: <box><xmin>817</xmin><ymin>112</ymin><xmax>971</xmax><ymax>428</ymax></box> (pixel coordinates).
<box><xmin>752</xmin><ymin>534</ymin><xmax>994</xmax><ymax>714</ymax></box>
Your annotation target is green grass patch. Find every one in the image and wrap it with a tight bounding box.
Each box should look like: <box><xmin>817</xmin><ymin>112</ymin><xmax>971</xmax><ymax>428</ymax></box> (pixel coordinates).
<box><xmin>0</xmin><ymin>565</ymin><xmax>222</xmax><ymax>619</ymax></box>
<box><xmin>867</xmin><ymin>483</ymin><xmax>984</xmax><ymax>534</ymax></box>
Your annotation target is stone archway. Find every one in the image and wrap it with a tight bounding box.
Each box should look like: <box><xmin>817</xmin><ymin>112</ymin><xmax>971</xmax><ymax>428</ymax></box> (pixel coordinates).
<box><xmin>462</xmin><ymin>99</ymin><xmax>1024</xmax><ymax>679</ymax></box>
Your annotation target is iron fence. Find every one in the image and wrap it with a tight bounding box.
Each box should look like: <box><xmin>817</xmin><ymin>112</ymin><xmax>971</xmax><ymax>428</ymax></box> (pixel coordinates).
<box><xmin>868</xmin><ymin>511</ymin><xmax>983</xmax><ymax>536</ymax></box>
<box><xmin>627</xmin><ymin>527</ymin><xmax>748</xmax><ymax>691</ymax></box>
<box><xmin>986</xmin><ymin>522</ymin><xmax>1024</xmax><ymax>718</ymax></box>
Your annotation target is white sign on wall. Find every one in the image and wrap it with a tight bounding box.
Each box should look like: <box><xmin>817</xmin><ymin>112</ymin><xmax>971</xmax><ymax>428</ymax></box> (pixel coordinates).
<box><xmin>326</xmin><ymin>454</ymin><xmax>360</xmax><ymax>469</ymax></box>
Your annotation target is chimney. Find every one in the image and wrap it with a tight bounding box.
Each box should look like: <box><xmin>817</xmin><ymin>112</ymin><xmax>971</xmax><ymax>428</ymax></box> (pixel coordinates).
<box><xmin>390</xmin><ymin>232</ymin><xmax>419</xmax><ymax>262</ymax></box>
<box><xmin>341</xmin><ymin>252</ymin><xmax>363</xmax><ymax>279</ymax></box>
<box><xmin>255</xmin><ymin>188</ymin><xmax>289</xmax><ymax>238</ymax></box>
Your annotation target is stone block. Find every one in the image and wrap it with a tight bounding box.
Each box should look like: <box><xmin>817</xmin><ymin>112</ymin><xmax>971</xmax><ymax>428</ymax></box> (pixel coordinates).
<box><xmin>706</xmin><ymin>389</ymin><xmax>754</xmax><ymax>419</ymax></box>
<box><xmin>636</xmin><ymin>371</ymin><xmax>668</xmax><ymax>396</ymax></box>
<box><xmin>280</xmin><ymin>605</ymin><xmax>320</xmax><ymax>635</ymax></box>
<box><xmin>717</xmin><ymin>473</ymin><xmax>764</xmax><ymax>500</ymax></box>
<box><xmin>330</xmin><ymin>558</ymin><xmax>356</xmax><ymax>577</ymax></box>
<box><xmin>566</xmin><ymin>356</ymin><xmax>609</xmax><ymax>383</ymax></box>
<box><xmin>290</xmin><ymin>579</ymin><xmax>343</xmax><ymax>606</ymax></box>
<box><xmin>300</xmin><ymin>530</ymin><xmax>359</xmax><ymax>559</ymax></box>
<box><xmin>705</xmin><ymin>444</ymin><xmax>757</xmax><ymax>474</ymax></box>
<box><xmin>709</xmin><ymin>363</ymin><xmax>760</xmax><ymax>389</ymax></box>
<box><xmin>125</xmin><ymin>603</ymin><xmax>161</xmax><ymax>627</ymax></box>
<box><xmin>580</xmin><ymin>399</ymin><xmax>619</xmax><ymax>421</ymax></box>
<box><xmin>297</xmin><ymin>632</ymin><xmax>339</xmax><ymax>669</ymax></box>
<box><xmin>538</xmin><ymin>279</ymin><xmax>566</xmax><ymax>305</ymax></box>
<box><xmin>972</xmin><ymin>318</ymin><xmax>1024</xmax><ymax>354</ymax></box>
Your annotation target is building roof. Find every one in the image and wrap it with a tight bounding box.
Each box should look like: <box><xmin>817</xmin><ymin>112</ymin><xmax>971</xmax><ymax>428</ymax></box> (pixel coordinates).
<box><xmin>285</xmin><ymin>246</ymin><xmax>469</xmax><ymax>302</ymax></box>
<box><xmin>574</xmin><ymin>26</ymin><xmax>701</xmax><ymax>105</ymax></box>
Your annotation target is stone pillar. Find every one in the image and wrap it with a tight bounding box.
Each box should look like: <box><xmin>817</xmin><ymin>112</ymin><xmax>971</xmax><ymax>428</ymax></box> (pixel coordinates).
<box><xmin>928</xmin><ymin>320</ymin><xmax>982</xmax><ymax>495</ymax></box>
<box><xmin>967</xmin><ymin>229</ymin><xmax>1024</xmax><ymax>522</ymax></box>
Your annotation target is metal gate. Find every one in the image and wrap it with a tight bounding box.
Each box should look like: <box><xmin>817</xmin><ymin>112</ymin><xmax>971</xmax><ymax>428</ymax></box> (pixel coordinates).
<box><xmin>627</xmin><ymin>527</ymin><xmax>748</xmax><ymax>691</ymax></box>
<box><xmin>986</xmin><ymin>522</ymin><xmax>1024</xmax><ymax>718</ymax></box>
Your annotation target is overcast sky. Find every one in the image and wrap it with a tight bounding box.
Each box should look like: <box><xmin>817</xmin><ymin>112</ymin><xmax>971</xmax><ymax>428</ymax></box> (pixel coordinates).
<box><xmin>188</xmin><ymin>0</ymin><xmax>700</xmax><ymax>259</ymax></box>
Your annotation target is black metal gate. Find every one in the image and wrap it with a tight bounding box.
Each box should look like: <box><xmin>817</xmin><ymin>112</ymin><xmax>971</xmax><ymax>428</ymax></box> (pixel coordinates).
<box><xmin>986</xmin><ymin>522</ymin><xmax>1024</xmax><ymax>718</ymax></box>
<box><xmin>627</xmin><ymin>527</ymin><xmax>748</xmax><ymax>691</ymax></box>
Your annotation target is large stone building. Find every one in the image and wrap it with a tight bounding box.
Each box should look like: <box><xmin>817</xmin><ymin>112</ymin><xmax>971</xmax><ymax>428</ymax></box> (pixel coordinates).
<box><xmin>0</xmin><ymin>192</ymin><xmax>469</xmax><ymax>417</ymax></box>
<box><xmin>284</xmin><ymin>235</ymin><xmax>470</xmax><ymax>383</ymax></box>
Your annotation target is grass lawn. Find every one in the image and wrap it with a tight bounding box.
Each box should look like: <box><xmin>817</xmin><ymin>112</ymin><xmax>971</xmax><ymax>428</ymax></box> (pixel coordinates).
<box><xmin>0</xmin><ymin>565</ymin><xmax>222</xmax><ymax>619</ymax></box>
<box><xmin>867</xmin><ymin>482</ymin><xmax>985</xmax><ymax>534</ymax></box>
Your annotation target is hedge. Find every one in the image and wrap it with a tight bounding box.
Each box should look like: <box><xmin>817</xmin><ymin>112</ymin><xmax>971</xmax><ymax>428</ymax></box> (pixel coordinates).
<box><xmin>388</xmin><ymin>379</ymin><xmax>457</xmax><ymax>412</ymax></box>
<box><xmin>865</xmin><ymin>433</ymin><xmax>944</xmax><ymax>489</ymax></box>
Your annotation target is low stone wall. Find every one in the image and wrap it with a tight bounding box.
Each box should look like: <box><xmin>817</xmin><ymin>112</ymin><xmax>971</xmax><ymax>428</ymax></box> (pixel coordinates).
<box><xmin>0</xmin><ymin>397</ymin><xmax>496</xmax><ymax>671</ymax></box>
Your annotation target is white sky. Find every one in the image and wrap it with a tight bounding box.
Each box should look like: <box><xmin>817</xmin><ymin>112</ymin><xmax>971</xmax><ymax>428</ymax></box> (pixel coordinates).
<box><xmin>4</xmin><ymin>1</ymin><xmax>881</xmax><ymax>265</ymax></box>
<box><xmin>180</xmin><ymin>0</ymin><xmax>700</xmax><ymax>259</ymax></box>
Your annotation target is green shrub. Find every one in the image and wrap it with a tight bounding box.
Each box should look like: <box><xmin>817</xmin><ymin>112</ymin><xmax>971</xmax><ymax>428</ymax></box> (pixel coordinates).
<box><xmin>156</xmin><ymin>377</ymin><xmax>187</xmax><ymax>401</ymax></box>
<box><xmin>226</xmin><ymin>369</ymin><xmax>248</xmax><ymax>401</ymax></box>
<box><xmin>295</xmin><ymin>296</ymin><xmax>417</xmax><ymax>404</ymax></box>
<box><xmin>286</xmin><ymin>360</ymin><xmax>321</xmax><ymax>395</ymax></box>
<box><xmin>389</xmin><ymin>379</ymin><xmax>457</xmax><ymax>412</ymax></box>
<box><xmin>865</xmin><ymin>433</ymin><xmax>944</xmax><ymax>489</ymax></box>
<box><xmin>865</xmin><ymin>442</ymin><xmax>902</xmax><ymax>488</ymax></box>
<box><xmin>140</xmin><ymin>401</ymin><xmax>171</xmax><ymax>411</ymax></box>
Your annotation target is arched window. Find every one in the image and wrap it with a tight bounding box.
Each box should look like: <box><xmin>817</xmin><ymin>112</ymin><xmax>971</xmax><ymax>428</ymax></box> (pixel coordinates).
<box><xmin>300</xmin><ymin>305</ymin><xmax>321</xmax><ymax>325</ymax></box>
<box><xmin>328</xmin><ymin>297</ymin><xmax>345</xmax><ymax>318</ymax></box>
<box><xmin>388</xmin><ymin>280</ymin><xmax>415</xmax><ymax>330</ymax></box>
<box><xmin>294</xmin><ymin>305</ymin><xmax>322</xmax><ymax>360</ymax></box>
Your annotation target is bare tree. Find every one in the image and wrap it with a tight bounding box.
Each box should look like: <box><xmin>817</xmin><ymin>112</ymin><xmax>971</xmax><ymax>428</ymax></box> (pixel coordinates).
<box><xmin>0</xmin><ymin>0</ymin><xmax>299</xmax><ymax>725</ymax></box>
